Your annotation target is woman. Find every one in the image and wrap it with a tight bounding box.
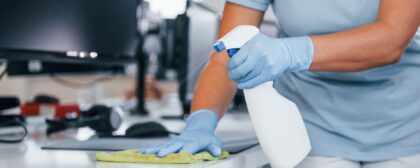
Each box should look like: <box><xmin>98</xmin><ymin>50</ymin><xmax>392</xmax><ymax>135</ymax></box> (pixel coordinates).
<box><xmin>141</xmin><ymin>0</ymin><xmax>420</xmax><ymax>167</ymax></box>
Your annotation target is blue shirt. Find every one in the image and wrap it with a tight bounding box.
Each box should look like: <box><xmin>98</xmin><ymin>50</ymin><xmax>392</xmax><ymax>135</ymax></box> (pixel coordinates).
<box><xmin>227</xmin><ymin>0</ymin><xmax>420</xmax><ymax>161</ymax></box>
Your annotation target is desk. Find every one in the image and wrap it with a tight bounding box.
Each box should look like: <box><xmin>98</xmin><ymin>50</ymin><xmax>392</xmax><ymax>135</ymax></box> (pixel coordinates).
<box><xmin>0</xmin><ymin>113</ymin><xmax>269</xmax><ymax>168</ymax></box>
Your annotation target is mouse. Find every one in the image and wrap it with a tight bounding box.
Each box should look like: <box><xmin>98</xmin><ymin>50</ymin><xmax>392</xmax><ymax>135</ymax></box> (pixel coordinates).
<box><xmin>34</xmin><ymin>94</ymin><xmax>60</xmax><ymax>104</ymax></box>
<box><xmin>125</xmin><ymin>121</ymin><xmax>170</xmax><ymax>138</ymax></box>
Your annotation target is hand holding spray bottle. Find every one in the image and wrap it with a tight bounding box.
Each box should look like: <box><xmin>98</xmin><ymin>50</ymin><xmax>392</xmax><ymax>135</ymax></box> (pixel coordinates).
<box><xmin>213</xmin><ymin>25</ymin><xmax>311</xmax><ymax>168</ymax></box>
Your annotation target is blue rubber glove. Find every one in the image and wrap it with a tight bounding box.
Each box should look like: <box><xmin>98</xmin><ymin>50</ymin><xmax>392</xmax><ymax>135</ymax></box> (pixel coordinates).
<box><xmin>228</xmin><ymin>33</ymin><xmax>314</xmax><ymax>89</ymax></box>
<box><xmin>139</xmin><ymin>110</ymin><xmax>222</xmax><ymax>157</ymax></box>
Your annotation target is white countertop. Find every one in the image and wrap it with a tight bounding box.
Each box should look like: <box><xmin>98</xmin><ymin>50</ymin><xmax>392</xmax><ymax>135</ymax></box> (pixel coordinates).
<box><xmin>0</xmin><ymin>112</ymin><xmax>268</xmax><ymax>168</ymax></box>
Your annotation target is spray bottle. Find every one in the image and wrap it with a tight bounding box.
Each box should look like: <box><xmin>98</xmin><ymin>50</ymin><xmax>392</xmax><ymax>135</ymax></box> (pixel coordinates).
<box><xmin>213</xmin><ymin>25</ymin><xmax>311</xmax><ymax>168</ymax></box>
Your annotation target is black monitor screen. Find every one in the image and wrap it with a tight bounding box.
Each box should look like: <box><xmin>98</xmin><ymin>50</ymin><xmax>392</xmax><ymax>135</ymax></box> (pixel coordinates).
<box><xmin>0</xmin><ymin>0</ymin><xmax>138</xmax><ymax>61</ymax></box>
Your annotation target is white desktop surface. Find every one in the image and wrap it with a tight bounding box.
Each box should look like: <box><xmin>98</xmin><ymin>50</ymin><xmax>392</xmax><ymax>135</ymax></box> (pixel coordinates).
<box><xmin>0</xmin><ymin>112</ymin><xmax>268</xmax><ymax>168</ymax></box>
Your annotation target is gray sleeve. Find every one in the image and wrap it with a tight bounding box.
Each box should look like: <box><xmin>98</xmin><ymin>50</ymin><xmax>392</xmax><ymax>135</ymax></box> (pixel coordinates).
<box><xmin>226</xmin><ymin>0</ymin><xmax>271</xmax><ymax>12</ymax></box>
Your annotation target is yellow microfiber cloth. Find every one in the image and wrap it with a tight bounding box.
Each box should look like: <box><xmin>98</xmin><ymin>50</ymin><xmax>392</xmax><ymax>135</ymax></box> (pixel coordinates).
<box><xmin>96</xmin><ymin>149</ymin><xmax>230</xmax><ymax>164</ymax></box>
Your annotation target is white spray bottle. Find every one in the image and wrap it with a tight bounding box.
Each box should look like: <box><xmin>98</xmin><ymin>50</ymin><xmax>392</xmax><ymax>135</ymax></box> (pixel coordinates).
<box><xmin>213</xmin><ymin>25</ymin><xmax>311</xmax><ymax>168</ymax></box>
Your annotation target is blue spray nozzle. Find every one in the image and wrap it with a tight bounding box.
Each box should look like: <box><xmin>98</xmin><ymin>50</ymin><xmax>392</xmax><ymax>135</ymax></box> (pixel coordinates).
<box><xmin>213</xmin><ymin>41</ymin><xmax>226</xmax><ymax>52</ymax></box>
<box><xmin>227</xmin><ymin>48</ymin><xmax>240</xmax><ymax>58</ymax></box>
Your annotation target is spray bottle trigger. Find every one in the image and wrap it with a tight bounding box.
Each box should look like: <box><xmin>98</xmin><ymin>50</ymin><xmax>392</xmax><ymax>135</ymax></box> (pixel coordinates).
<box><xmin>227</xmin><ymin>48</ymin><xmax>240</xmax><ymax>58</ymax></box>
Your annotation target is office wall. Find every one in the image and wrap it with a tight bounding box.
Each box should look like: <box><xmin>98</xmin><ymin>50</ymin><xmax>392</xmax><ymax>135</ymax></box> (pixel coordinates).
<box><xmin>0</xmin><ymin>76</ymin><xmax>27</xmax><ymax>101</ymax></box>
<box><xmin>0</xmin><ymin>74</ymin><xmax>134</xmax><ymax>103</ymax></box>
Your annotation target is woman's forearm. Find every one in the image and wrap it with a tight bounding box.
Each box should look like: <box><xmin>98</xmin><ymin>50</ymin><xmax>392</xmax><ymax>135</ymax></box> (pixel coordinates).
<box><xmin>310</xmin><ymin>23</ymin><xmax>407</xmax><ymax>72</ymax></box>
<box><xmin>310</xmin><ymin>0</ymin><xmax>420</xmax><ymax>72</ymax></box>
<box><xmin>190</xmin><ymin>53</ymin><xmax>237</xmax><ymax>118</ymax></box>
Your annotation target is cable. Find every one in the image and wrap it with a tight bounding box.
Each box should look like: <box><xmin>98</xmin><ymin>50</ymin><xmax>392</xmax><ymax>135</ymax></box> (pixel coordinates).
<box><xmin>0</xmin><ymin>118</ymin><xmax>28</xmax><ymax>143</ymax></box>
<box><xmin>0</xmin><ymin>64</ymin><xmax>7</xmax><ymax>81</ymax></box>
<box><xmin>49</xmin><ymin>73</ymin><xmax>116</xmax><ymax>89</ymax></box>
<box><xmin>168</xmin><ymin>131</ymin><xmax>180</xmax><ymax>136</ymax></box>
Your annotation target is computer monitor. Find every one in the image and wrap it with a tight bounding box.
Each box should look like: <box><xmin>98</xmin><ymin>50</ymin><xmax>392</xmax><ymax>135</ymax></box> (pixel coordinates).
<box><xmin>0</xmin><ymin>0</ymin><xmax>138</xmax><ymax>65</ymax></box>
<box><xmin>0</xmin><ymin>0</ymin><xmax>148</xmax><ymax>115</ymax></box>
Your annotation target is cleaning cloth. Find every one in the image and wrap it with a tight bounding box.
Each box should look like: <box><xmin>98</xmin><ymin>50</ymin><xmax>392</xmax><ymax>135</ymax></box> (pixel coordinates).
<box><xmin>96</xmin><ymin>149</ymin><xmax>230</xmax><ymax>164</ymax></box>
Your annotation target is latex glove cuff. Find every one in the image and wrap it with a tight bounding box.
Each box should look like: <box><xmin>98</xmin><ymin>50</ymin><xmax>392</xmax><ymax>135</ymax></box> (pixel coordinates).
<box><xmin>281</xmin><ymin>36</ymin><xmax>314</xmax><ymax>72</ymax></box>
<box><xmin>185</xmin><ymin>109</ymin><xmax>218</xmax><ymax>132</ymax></box>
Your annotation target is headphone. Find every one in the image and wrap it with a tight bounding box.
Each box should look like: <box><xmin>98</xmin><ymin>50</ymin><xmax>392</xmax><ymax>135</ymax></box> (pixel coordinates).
<box><xmin>0</xmin><ymin>115</ymin><xmax>27</xmax><ymax>143</ymax></box>
<box><xmin>46</xmin><ymin>105</ymin><xmax>122</xmax><ymax>135</ymax></box>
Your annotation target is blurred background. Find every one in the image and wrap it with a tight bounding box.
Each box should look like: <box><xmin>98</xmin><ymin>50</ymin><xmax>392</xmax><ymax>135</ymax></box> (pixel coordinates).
<box><xmin>0</xmin><ymin>0</ymin><xmax>278</xmax><ymax>118</ymax></box>
<box><xmin>0</xmin><ymin>1</ymin><xmax>276</xmax><ymax>167</ymax></box>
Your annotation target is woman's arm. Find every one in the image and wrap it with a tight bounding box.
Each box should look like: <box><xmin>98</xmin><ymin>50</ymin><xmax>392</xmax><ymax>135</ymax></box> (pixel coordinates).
<box><xmin>190</xmin><ymin>3</ymin><xmax>264</xmax><ymax>117</ymax></box>
<box><xmin>140</xmin><ymin>3</ymin><xmax>265</xmax><ymax>157</ymax></box>
<box><xmin>310</xmin><ymin>0</ymin><xmax>420</xmax><ymax>72</ymax></box>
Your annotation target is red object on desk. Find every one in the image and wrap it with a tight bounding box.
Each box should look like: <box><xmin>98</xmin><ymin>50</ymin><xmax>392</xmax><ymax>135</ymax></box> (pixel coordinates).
<box><xmin>20</xmin><ymin>103</ymin><xmax>42</xmax><ymax>116</ymax></box>
<box><xmin>55</xmin><ymin>104</ymin><xmax>80</xmax><ymax>119</ymax></box>
<box><xmin>20</xmin><ymin>103</ymin><xmax>80</xmax><ymax>119</ymax></box>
